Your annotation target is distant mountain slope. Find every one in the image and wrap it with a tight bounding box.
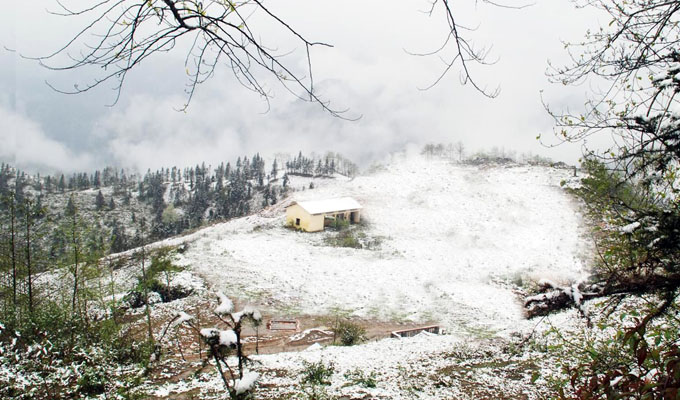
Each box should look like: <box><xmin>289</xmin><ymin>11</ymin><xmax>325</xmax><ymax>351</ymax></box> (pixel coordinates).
<box><xmin>0</xmin><ymin>152</ymin><xmax>356</xmax><ymax>268</ymax></box>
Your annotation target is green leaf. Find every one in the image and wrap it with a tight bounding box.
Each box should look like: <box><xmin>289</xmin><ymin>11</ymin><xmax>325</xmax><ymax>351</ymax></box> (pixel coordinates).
<box><xmin>531</xmin><ymin>371</ymin><xmax>540</xmax><ymax>383</ymax></box>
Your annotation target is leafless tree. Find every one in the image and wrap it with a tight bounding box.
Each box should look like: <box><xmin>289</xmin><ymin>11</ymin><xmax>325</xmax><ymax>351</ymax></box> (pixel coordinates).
<box><xmin>412</xmin><ymin>0</ymin><xmax>497</xmax><ymax>97</ymax></box>
<box><xmin>454</xmin><ymin>140</ymin><xmax>465</xmax><ymax>161</ymax></box>
<box><xmin>35</xmin><ymin>0</ymin><xmax>344</xmax><ymax>114</ymax></box>
<box><xmin>545</xmin><ymin>0</ymin><xmax>680</xmax><ymax>194</ymax></box>
<box><xmin>32</xmin><ymin>0</ymin><xmax>527</xmax><ymax>112</ymax></box>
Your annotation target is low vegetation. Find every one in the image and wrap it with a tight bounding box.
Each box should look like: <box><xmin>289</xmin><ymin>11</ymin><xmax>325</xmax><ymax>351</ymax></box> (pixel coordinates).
<box><xmin>300</xmin><ymin>359</ymin><xmax>336</xmax><ymax>386</ymax></box>
<box><xmin>324</xmin><ymin>220</ymin><xmax>382</xmax><ymax>250</ymax></box>
<box><xmin>343</xmin><ymin>368</ymin><xmax>377</xmax><ymax>388</ymax></box>
<box><xmin>333</xmin><ymin>320</ymin><xmax>367</xmax><ymax>346</ymax></box>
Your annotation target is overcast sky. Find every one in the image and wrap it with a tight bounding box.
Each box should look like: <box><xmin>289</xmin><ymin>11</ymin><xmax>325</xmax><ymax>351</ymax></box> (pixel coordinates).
<box><xmin>0</xmin><ymin>0</ymin><xmax>610</xmax><ymax>174</ymax></box>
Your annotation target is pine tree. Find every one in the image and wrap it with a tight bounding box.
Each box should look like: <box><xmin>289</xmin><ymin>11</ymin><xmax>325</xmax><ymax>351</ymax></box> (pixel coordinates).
<box><xmin>44</xmin><ymin>175</ymin><xmax>52</xmax><ymax>193</ymax></box>
<box><xmin>95</xmin><ymin>190</ymin><xmax>105</xmax><ymax>211</ymax></box>
<box><xmin>270</xmin><ymin>186</ymin><xmax>277</xmax><ymax>205</ymax></box>
<box><xmin>65</xmin><ymin>195</ymin><xmax>76</xmax><ymax>216</ymax></box>
<box><xmin>110</xmin><ymin>221</ymin><xmax>128</xmax><ymax>253</ymax></box>
<box><xmin>271</xmin><ymin>158</ymin><xmax>278</xmax><ymax>180</ymax></box>
<box><xmin>315</xmin><ymin>160</ymin><xmax>323</xmax><ymax>176</ymax></box>
<box><xmin>93</xmin><ymin>170</ymin><xmax>101</xmax><ymax>188</ymax></box>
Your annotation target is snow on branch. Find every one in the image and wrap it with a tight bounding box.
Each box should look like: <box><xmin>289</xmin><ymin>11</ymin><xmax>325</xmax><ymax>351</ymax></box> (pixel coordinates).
<box><xmin>165</xmin><ymin>292</ymin><xmax>262</xmax><ymax>397</ymax></box>
<box><xmin>619</xmin><ymin>221</ymin><xmax>641</xmax><ymax>234</ymax></box>
<box><xmin>214</xmin><ymin>291</ymin><xmax>234</xmax><ymax>315</ymax></box>
<box><xmin>170</xmin><ymin>311</ymin><xmax>194</xmax><ymax>328</ymax></box>
<box><xmin>233</xmin><ymin>371</ymin><xmax>260</xmax><ymax>395</ymax></box>
<box><xmin>231</xmin><ymin>305</ymin><xmax>262</xmax><ymax>323</ymax></box>
<box><xmin>199</xmin><ymin>328</ymin><xmax>238</xmax><ymax>348</ymax></box>
<box><xmin>525</xmin><ymin>280</ymin><xmax>602</xmax><ymax>325</ymax></box>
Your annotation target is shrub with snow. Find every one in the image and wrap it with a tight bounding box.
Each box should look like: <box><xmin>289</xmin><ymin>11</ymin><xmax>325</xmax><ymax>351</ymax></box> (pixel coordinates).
<box><xmin>166</xmin><ymin>292</ymin><xmax>262</xmax><ymax>399</ymax></box>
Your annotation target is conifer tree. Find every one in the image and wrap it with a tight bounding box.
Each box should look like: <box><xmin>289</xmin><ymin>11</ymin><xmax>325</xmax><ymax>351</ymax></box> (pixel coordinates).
<box><xmin>271</xmin><ymin>158</ymin><xmax>278</xmax><ymax>180</ymax></box>
<box><xmin>65</xmin><ymin>195</ymin><xmax>76</xmax><ymax>217</ymax></box>
<box><xmin>110</xmin><ymin>221</ymin><xmax>128</xmax><ymax>253</ymax></box>
<box><xmin>95</xmin><ymin>190</ymin><xmax>105</xmax><ymax>211</ymax></box>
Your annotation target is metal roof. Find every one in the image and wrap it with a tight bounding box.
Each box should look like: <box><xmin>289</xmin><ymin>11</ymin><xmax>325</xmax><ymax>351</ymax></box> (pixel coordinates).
<box><xmin>289</xmin><ymin>197</ymin><xmax>362</xmax><ymax>215</ymax></box>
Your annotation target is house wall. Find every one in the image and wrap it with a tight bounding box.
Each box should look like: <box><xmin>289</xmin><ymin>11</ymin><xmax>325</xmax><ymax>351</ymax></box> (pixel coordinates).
<box><xmin>285</xmin><ymin>204</ymin><xmax>306</xmax><ymax>227</ymax></box>
<box><xmin>306</xmin><ymin>214</ymin><xmax>325</xmax><ymax>232</ymax></box>
<box><xmin>285</xmin><ymin>204</ymin><xmax>325</xmax><ymax>232</ymax></box>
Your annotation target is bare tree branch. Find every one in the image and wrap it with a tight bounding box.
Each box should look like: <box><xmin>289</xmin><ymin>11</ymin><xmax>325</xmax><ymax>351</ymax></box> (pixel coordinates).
<box><xmin>28</xmin><ymin>0</ymin><xmax>353</xmax><ymax>118</ymax></box>
<box><xmin>30</xmin><ymin>0</ymin><xmax>530</xmax><ymax>112</ymax></box>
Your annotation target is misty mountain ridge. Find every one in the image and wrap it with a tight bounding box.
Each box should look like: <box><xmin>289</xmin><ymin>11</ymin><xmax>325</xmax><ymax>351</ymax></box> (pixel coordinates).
<box><xmin>0</xmin><ymin>151</ymin><xmax>359</xmax><ymax>259</ymax></box>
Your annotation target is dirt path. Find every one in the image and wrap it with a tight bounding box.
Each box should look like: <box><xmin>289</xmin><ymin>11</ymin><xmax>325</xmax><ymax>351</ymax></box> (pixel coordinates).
<box><xmin>143</xmin><ymin>297</ymin><xmax>436</xmax><ymax>393</ymax></box>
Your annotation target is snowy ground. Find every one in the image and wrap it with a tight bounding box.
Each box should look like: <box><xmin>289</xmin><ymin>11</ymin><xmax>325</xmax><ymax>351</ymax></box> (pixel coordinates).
<box><xmin>138</xmin><ymin>154</ymin><xmax>593</xmax><ymax>398</ymax></box>
<box><xmin>171</xmin><ymin>154</ymin><xmax>589</xmax><ymax>336</ymax></box>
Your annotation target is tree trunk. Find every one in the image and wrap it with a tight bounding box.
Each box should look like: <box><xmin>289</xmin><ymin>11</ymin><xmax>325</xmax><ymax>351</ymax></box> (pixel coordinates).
<box><xmin>525</xmin><ymin>274</ymin><xmax>680</xmax><ymax>318</ymax></box>
<box><xmin>109</xmin><ymin>257</ymin><xmax>117</xmax><ymax>325</ymax></box>
<box><xmin>140</xmin><ymin>246</ymin><xmax>154</xmax><ymax>343</ymax></box>
<box><xmin>235</xmin><ymin>322</ymin><xmax>244</xmax><ymax>379</ymax></box>
<box><xmin>10</xmin><ymin>198</ymin><xmax>16</xmax><ymax>312</ymax></box>
<box><xmin>25</xmin><ymin>201</ymin><xmax>33</xmax><ymax>314</ymax></box>
<box><xmin>71</xmin><ymin>212</ymin><xmax>79</xmax><ymax>315</ymax></box>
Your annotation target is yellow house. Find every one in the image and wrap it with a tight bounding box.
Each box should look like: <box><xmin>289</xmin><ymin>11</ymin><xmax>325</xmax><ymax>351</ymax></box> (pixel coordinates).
<box><xmin>285</xmin><ymin>197</ymin><xmax>362</xmax><ymax>232</ymax></box>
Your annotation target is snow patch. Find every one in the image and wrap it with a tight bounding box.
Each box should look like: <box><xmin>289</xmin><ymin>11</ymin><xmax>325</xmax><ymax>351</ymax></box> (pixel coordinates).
<box><xmin>214</xmin><ymin>292</ymin><xmax>234</xmax><ymax>315</ymax></box>
<box><xmin>171</xmin><ymin>311</ymin><xmax>194</xmax><ymax>328</ymax></box>
<box><xmin>233</xmin><ymin>371</ymin><xmax>259</xmax><ymax>395</ymax></box>
<box><xmin>620</xmin><ymin>221</ymin><xmax>641</xmax><ymax>234</ymax></box>
<box><xmin>219</xmin><ymin>330</ymin><xmax>237</xmax><ymax>347</ymax></box>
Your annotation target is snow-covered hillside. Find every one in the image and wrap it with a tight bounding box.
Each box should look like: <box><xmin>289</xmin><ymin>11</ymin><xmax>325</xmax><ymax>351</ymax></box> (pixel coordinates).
<box><xmin>139</xmin><ymin>154</ymin><xmax>593</xmax><ymax>399</ymax></box>
<box><xmin>169</xmin><ymin>154</ymin><xmax>589</xmax><ymax>336</ymax></box>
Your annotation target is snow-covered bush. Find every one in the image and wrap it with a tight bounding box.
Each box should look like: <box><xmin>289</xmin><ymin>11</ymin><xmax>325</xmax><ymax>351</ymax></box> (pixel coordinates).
<box><xmin>325</xmin><ymin>229</ymin><xmax>362</xmax><ymax>249</ymax></box>
<box><xmin>165</xmin><ymin>291</ymin><xmax>262</xmax><ymax>399</ymax></box>
<box><xmin>326</xmin><ymin>218</ymin><xmax>350</xmax><ymax>231</ymax></box>
<box><xmin>146</xmin><ymin>291</ymin><xmax>162</xmax><ymax>305</ymax></box>
<box><xmin>0</xmin><ymin>301</ymin><xmax>151</xmax><ymax>399</ymax></box>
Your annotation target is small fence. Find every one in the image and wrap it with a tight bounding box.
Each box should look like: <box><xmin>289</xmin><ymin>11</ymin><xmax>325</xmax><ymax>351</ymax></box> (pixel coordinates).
<box><xmin>391</xmin><ymin>325</ymin><xmax>444</xmax><ymax>338</ymax></box>
<box><xmin>266</xmin><ymin>319</ymin><xmax>299</xmax><ymax>331</ymax></box>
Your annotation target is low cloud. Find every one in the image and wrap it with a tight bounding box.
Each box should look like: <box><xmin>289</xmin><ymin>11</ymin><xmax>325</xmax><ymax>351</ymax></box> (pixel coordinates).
<box><xmin>0</xmin><ymin>105</ymin><xmax>94</xmax><ymax>173</ymax></box>
<box><xmin>3</xmin><ymin>0</ymin><xmax>608</xmax><ymax>173</ymax></box>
